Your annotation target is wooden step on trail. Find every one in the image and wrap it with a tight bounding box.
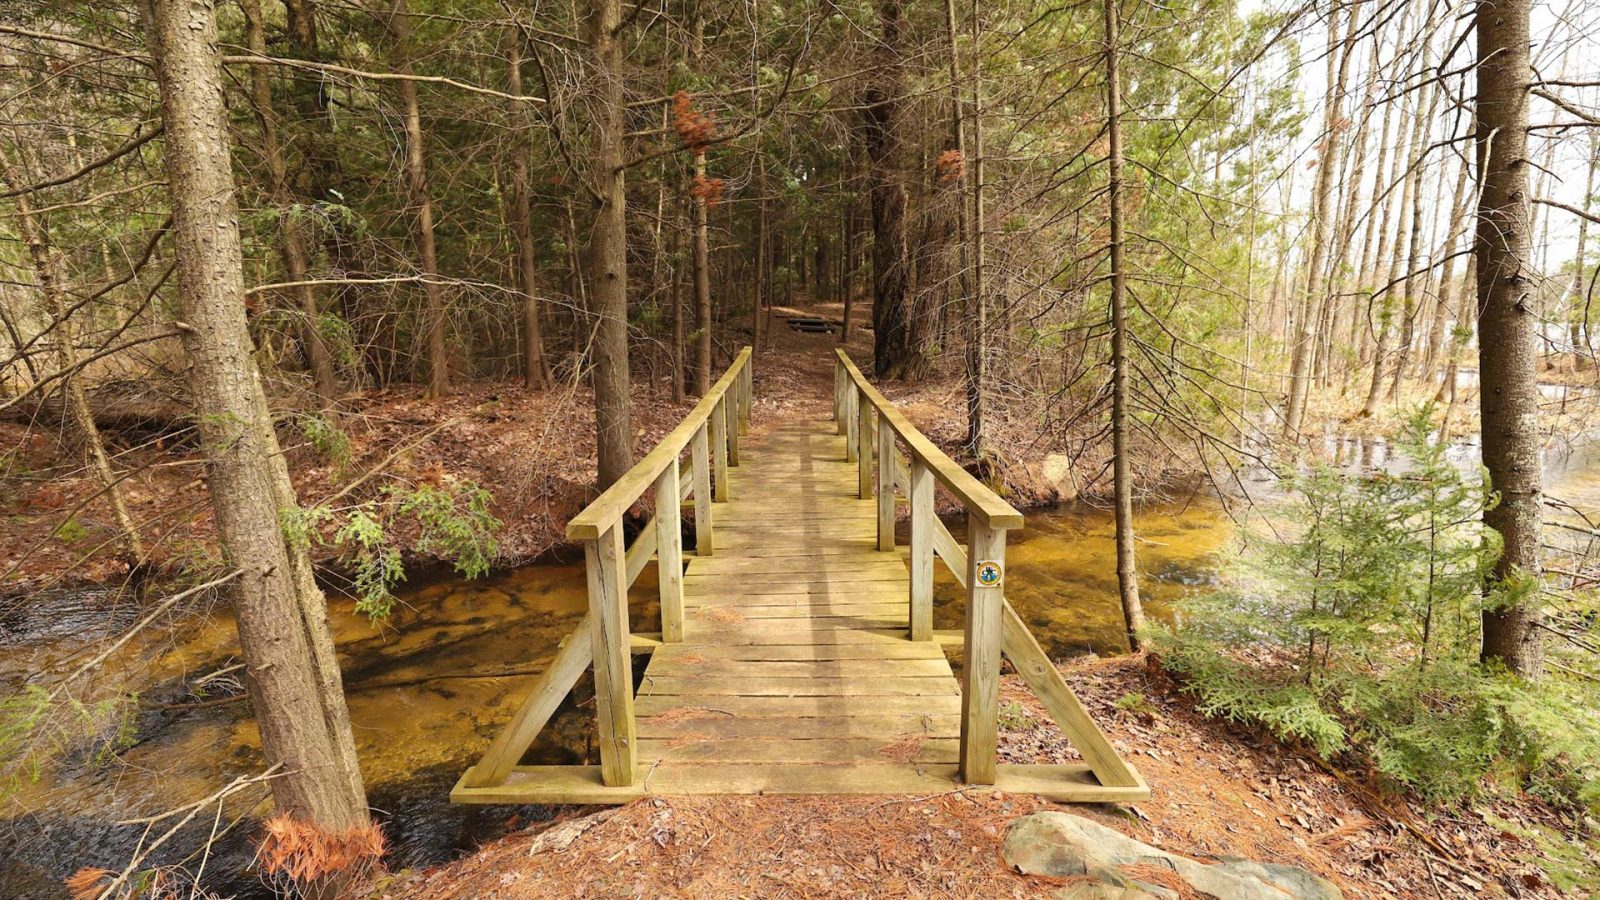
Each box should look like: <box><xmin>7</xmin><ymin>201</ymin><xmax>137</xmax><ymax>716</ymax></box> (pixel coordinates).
<box><xmin>452</xmin><ymin>348</ymin><xmax>1147</xmax><ymax>805</ymax></box>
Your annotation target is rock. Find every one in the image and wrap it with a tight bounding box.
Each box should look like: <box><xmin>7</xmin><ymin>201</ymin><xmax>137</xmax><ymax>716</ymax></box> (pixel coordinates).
<box><xmin>1052</xmin><ymin>882</ymin><xmax>1164</xmax><ymax>900</ymax></box>
<box><xmin>1214</xmin><ymin>859</ymin><xmax>1343</xmax><ymax>900</ymax></box>
<box><xmin>1042</xmin><ymin>454</ymin><xmax>1079</xmax><ymax>502</ymax></box>
<box><xmin>1003</xmin><ymin>812</ymin><xmax>1341</xmax><ymax>900</ymax></box>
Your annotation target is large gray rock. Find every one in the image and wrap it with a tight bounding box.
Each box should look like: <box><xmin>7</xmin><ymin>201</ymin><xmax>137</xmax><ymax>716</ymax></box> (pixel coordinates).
<box><xmin>1003</xmin><ymin>812</ymin><xmax>1341</xmax><ymax>900</ymax></box>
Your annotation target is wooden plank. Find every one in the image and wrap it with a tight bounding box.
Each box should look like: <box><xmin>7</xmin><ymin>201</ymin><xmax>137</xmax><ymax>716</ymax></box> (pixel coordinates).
<box><xmin>712</xmin><ymin>508</ymin><xmax>873</xmax><ymax>522</ymax></box>
<box><xmin>638</xmin><ymin>713</ymin><xmax>960</xmax><ymax>739</ymax></box>
<box><xmin>656</xmin><ymin>459</ymin><xmax>684</xmax><ymax>643</ymax></box>
<box><xmin>641</xmin><ymin>675</ymin><xmax>959</xmax><ymax>696</ymax></box>
<box><xmin>997</xmin><ymin>764</ymin><xmax>1149</xmax><ymax>802</ymax></box>
<box><xmin>692</xmin><ymin>423</ymin><xmax>714</xmax><ymax>556</ymax></box>
<box><xmin>640</xmin><ymin>737</ymin><xmax>959</xmax><ymax>764</ymax></box>
<box><xmin>877</xmin><ymin>415</ymin><xmax>896</xmax><ymax>551</ymax></box>
<box><xmin>685</xmin><ymin>564</ymin><xmax>906</xmax><ymax>582</ymax></box>
<box><xmin>856</xmin><ymin>398</ymin><xmax>872</xmax><ymax>499</ymax></box>
<box><xmin>687</xmin><ymin>590</ymin><xmax>908</xmax><ymax>607</ymax></box>
<box><xmin>960</xmin><ymin>518</ymin><xmax>1005</xmax><ymax>785</ymax></box>
<box><xmin>686</xmin><ymin>602</ymin><xmax>907</xmax><ymax>620</ymax></box>
<box><xmin>643</xmin><ymin>642</ymin><xmax>946</xmax><ymax>661</ymax></box>
<box><xmin>726</xmin><ymin>385</ymin><xmax>742</xmax><ymax>466</ymax></box>
<box><xmin>689</xmin><ymin>612</ymin><xmax>902</xmax><ymax>633</ymax></box>
<box><xmin>834</xmin><ymin>358</ymin><xmax>847</xmax><ymax>435</ymax></box>
<box><xmin>587</xmin><ymin>524</ymin><xmax>636</xmax><ymax>786</ymax></box>
<box><xmin>932</xmin><ymin>515</ymin><xmax>968</xmax><ymax>587</ymax></box>
<box><xmin>844</xmin><ymin>384</ymin><xmax>858</xmax><ymax>462</ymax></box>
<box><xmin>461</xmin><ymin>616</ymin><xmax>594</xmax><ymax>788</ymax></box>
<box><xmin>908</xmin><ymin>458</ymin><xmax>934</xmax><ymax>642</ymax></box>
<box><xmin>643</xmin><ymin>656</ymin><xmax>953</xmax><ymax>677</ymax></box>
<box><xmin>835</xmin><ymin>350</ymin><xmax>1024</xmax><ymax>529</ymax></box>
<box><xmin>624</xmin><ymin>517</ymin><xmax>656</xmax><ymax>588</ymax></box>
<box><xmin>710</xmin><ymin>396</ymin><xmax>730</xmax><ymax>502</ymax></box>
<box><xmin>452</xmin><ymin>762</ymin><xmax>1146</xmax><ymax>805</ymax></box>
<box><xmin>567</xmin><ymin>347</ymin><xmax>749</xmax><ymax>539</ymax></box>
<box><xmin>634</xmin><ymin>693</ymin><xmax>963</xmax><ymax>717</ymax></box>
<box><xmin>684</xmin><ymin>554</ymin><xmax>893</xmax><ymax>575</ymax></box>
<box><xmin>1001</xmin><ymin>599</ymin><xmax>1142</xmax><ymax>787</ymax></box>
<box><xmin>679</xmin><ymin>626</ymin><xmax>923</xmax><ymax>646</ymax></box>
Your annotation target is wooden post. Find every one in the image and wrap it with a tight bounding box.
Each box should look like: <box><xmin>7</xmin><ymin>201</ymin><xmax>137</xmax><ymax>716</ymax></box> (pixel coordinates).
<box><xmin>656</xmin><ymin>458</ymin><xmax>684</xmax><ymax>642</ymax></box>
<box><xmin>727</xmin><ymin>385</ymin><xmax>742</xmax><ymax>466</ymax></box>
<box><xmin>586</xmin><ymin>523</ymin><xmax>636</xmax><ymax>786</ymax></box>
<box><xmin>856</xmin><ymin>397</ymin><xmax>873</xmax><ymax>500</ymax></box>
<box><xmin>908</xmin><ymin>458</ymin><xmax>934</xmax><ymax>641</ymax></box>
<box><xmin>692</xmin><ymin>423</ymin><xmax>714</xmax><ymax>556</ymax></box>
<box><xmin>844</xmin><ymin>386</ymin><xmax>859</xmax><ymax>463</ymax></box>
<box><xmin>835</xmin><ymin>359</ymin><xmax>847</xmax><ymax>435</ymax></box>
<box><xmin>960</xmin><ymin>518</ymin><xmax>1006</xmax><ymax>785</ymax></box>
<box><xmin>738</xmin><ymin>363</ymin><xmax>751</xmax><ymax>435</ymax></box>
<box><xmin>710</xmin><ymin>397</ymin><xmax>730</xmax><ymax>501</ymax></box>
<box><xmin>876</xmin><ymin>421</ymin><xmax>895</xmax><ymax>551</ymax></box>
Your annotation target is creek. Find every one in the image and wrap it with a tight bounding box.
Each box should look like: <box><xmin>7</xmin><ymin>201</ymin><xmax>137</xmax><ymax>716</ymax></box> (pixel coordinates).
<box><xmin>3</xmin><ymin>429</ymin><xmax>1599</xmax><ymax>898</ymax></box>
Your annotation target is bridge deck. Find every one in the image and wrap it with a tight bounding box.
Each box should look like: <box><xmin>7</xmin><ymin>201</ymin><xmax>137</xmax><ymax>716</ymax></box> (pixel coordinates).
<box><xmin>637</xmin><ymin>420</ymin><xmax>962</xmax><ymax>777</ymax></box>
<box><xmin>453</xmin><ymin>414</ymin><xmax>1145</xmax><ymax>804</ymax></box>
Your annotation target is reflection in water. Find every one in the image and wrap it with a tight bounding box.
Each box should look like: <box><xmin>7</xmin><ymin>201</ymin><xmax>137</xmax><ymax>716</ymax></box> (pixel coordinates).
<box><xmin>7</xmin><ymin>425</ymin><xmax>1600</xmax><ymax>895</ymax></box>
<box><xmin>929</xmin><ymin>498</ymin><xmax>1231</xmax><ymax>657</ymax></box>
<box><xmin>1</xmin><ymin>560</ymin><xmax>660</xmax><ymax>897</ymax></box>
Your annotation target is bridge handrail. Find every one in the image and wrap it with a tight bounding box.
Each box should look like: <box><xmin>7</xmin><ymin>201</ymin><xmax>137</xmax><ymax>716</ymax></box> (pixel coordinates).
<box><xmin>832</xmin><ymin>350</ymin><xmax>1022</xmax><ymax>528</ymax></box>
<box><xmin>833</xmin><ymin>348</ymin><xmax>1027</xmax><ymax>784</ymax></box>
<box><xmin>461</xmin><ymin>348</ymin><xmax>751</xmax><ymax>791</ymax></box>
<box><xmin>568</xmin><ymin>346</ymin><xmax>752</xmax><ymax>540</ymax></box>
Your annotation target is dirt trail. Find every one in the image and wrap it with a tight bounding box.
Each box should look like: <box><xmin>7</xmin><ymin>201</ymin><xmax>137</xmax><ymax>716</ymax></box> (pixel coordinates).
<box><xmin>394</xmin><ymin>655</ymin><xmax>1566</xmax><ymax>899</ymax></box>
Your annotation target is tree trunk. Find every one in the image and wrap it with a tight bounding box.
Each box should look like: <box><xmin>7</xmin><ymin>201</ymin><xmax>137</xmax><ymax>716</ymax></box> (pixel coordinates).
<box><xmin>385</xmin><ymin>0</ymin><xmax>449</xmax><ymax>398</ymax></box>
<box><xmin>1422</xmin><ymin>149</ymin><xmax>1472</xmax><ymax>378</ymax></box>
<box><xmin>588</xmin><ymin>0</ymin><xmax>634</xmax><ymax>488</ymax></box>
<box><xmin>1568</xmin><ymin>138</ymin><xmax>1598</xmax><ymax>362</ymax></box>
<box><xmin>506</xmin><ymin>31</ymin><xmax>551</xmax><ymax>390</ymax></box>
<box><xmin>691</xmin><ymin>148</ymin><xmax>713</xmax><ymax>394</ymax></box>
<box><xmin>240</xmin><ymin>0</ymin><xmax>338</xmax><ymax>403</ymax></box>
<box><xmin>839</xmin><ymin>201</ymin><xmax>855</xmax><ymax>343</ymax></box>
<box><xmin>1</xmin><ymin>147</ymin><xmax>145</xmax><ymax>567</ymax></box>
<box><xmin>671</xmin><ymin>212</ymin><xmax>686</xmax><ymax>404</ymax></box>
<box><xmin>1475</xmin><ymin>0</ymin><xmax>1542</xmax><ymax>676</ymax></box>
<box><xmin>753</xmin><ymin>156</ymin><xmax>767</xmax><ymax>352</ymax></box>
<box><xmin>861</xmin><ymin>0</ymin><xmax>921</xmax><ymax>379</ymax></box>
<box><xmin>143</xmin><ymin>0</ymin><xmax>369</xmax><ymax>831</ymax></box>
<box><xmin>1388</xmin><ymin>44</ymin><xmax>1439</xmax><ymax>399</ymax></box>
<box><xmin>1363</xmin><ymin>51</ymin><xmax>1427</xmax><ymax>418</ymax></box>
<box><xmin>1104</xmin><ymin>0</ymin><xmax>1144</xmax><ymax>651</ymax></box>
<box><xmin>1284</xmin><ymin>0</ymin><xmax>1358</xmax><ymax>437</ymax></box>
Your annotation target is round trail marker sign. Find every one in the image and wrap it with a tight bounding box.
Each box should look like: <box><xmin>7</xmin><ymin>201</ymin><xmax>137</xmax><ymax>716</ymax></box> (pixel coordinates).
<box><xmin>976</xmin><ymin>560</ymin><xmax>1003</xmax><ymax>588</ymax></box>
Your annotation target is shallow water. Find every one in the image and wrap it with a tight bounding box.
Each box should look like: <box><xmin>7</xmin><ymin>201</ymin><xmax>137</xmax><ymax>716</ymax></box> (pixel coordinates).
<box><xmin>5</xmin><ymin>430</ymin><xmax>1599</xmax><ymax>897</ymax></box>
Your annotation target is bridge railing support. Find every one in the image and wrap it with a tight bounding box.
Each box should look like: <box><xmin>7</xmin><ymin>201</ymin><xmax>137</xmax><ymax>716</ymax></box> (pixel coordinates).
<box><xmin>834</xmin><ymin>349</ymin><xmax>1144</xmax><ymax>794</ymax></box>
<box><xmin>460</xmin><ymin>348</ymin><xmax>752</xmax><ymax>792</ymax></box>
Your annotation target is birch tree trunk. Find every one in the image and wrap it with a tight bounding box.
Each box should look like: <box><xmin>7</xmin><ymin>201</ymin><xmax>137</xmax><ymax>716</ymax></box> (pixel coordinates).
<box><xmin>1283</xmin><ymin>0</ymin><xmax>1358</xmax><ymax>436</ymax></box>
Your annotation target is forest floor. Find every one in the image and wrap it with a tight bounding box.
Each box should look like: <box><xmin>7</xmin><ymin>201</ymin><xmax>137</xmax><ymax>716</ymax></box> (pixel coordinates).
<box><xmin>0</xmin><ymin>299</ymin><xmax>1059</xmax><ymax>597</ymax></box>
<box><xmin>389</xmin><ymin>653</ymin><xmax>1578</xmax><ymax>899</ymax></box>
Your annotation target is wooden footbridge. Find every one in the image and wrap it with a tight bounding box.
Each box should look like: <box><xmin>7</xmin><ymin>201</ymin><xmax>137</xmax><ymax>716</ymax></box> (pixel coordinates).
<box><xmin>452</xmin><ymin>349</ymin><xmax>1147</xmax><ymax>804</ymax></box>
